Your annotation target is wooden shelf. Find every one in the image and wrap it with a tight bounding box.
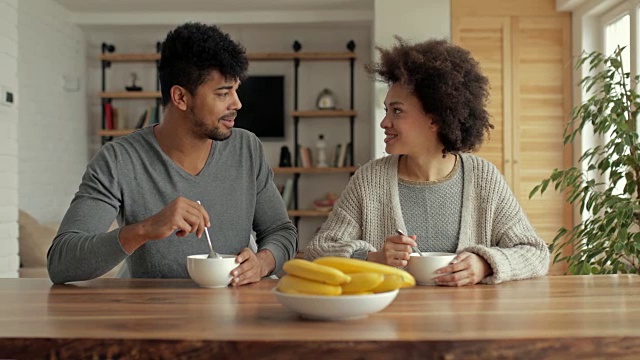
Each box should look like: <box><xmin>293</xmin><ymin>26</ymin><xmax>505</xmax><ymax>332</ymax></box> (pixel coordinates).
<box><xmin>288</xmin><ymin>210</ymin><xmax>331</xmax><ymax>217</ymax></box>
<box><xmin>294</xmin><ymin>52</ymin><xmax>356</xmax><ymax>60</ymax></box>
<box><xmin>99</xmin><ymin>53</ymin><xmax>160</xmax><ymax>62</ymax></box>
<box><xmin>273</xmin><ymin>167</ymin><xmax>357</xmax><ymax>174</ymax></box>
<box><xmin>97</xmin><ymin>129</ymin><xmax>135</xmax><ymax>137</ymax></box>
<box><xmin>291</xmin><ymin>110</ymin><xmax>357</xmax><ymax>118</ymax></box>
<box><xmin>249</xmin><ymin>52</ymin><xmax>356</xmax><ymax>61</ymax></box>
<box><xmin>99</xmin><ymin>91</ymin><xmax>161</xmax><ymax>99</ymax></box>
<box><xmin>98</xmin><ymin>52</ymin><xmax>356</xmax><ymax>63</ymax></box>
<box><xmin>248</xmin><ymin>52</ymin><xmax>301</xmax><ymax>61</ymax></box>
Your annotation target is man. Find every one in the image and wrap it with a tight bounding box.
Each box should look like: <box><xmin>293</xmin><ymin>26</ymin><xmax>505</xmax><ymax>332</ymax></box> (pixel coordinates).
<box><xmin>47</xmin><ymin>22</ymin><xmax>297</xmax><ymax>285</ymax></box>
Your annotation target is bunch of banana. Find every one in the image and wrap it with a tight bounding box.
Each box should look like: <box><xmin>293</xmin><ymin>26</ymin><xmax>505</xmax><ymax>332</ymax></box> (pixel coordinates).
<box><xmin>314</xmin><ymin>257</ymin><xmax>415</xmax><ymax>289</ymax></box>
<box><xmin>278</xmin><ymin>259</ymin><xmax>350</xmax><ymax>295</ymax></box>
<box><xmin>277</xmin><ymin>257</ymin><xmax>415</xmax><ymax>296</ymax></box>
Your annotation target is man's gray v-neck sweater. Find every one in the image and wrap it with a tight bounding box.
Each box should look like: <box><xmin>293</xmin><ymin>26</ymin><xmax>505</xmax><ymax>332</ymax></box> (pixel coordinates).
<box><xmin>47</xmin><ymin>126</ymin><xmax>297</xmax><ymax>283</ymax></box>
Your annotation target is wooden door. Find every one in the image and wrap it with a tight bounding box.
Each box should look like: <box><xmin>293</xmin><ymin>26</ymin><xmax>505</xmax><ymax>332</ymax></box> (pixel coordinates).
<box><xmin>452</xmin><ymin>0</ymin><xmax>573</xmax><ymax>274</ymax></box>
<box><xmin>452</xmin><ymin>17</ymin><xmax>512</xmax><ymax>182</ymax></box>
<box><xmin>511</xmin><ymin>16</ymin><xmax>573</xmax><ymax>245</ymax></box>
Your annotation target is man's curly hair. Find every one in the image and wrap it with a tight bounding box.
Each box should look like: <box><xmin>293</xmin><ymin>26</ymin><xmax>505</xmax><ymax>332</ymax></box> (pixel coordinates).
<box><xmin>367</xmin><ymin>37</ymin><xmax>493</xmax><ymax>155</ymax></box>
<box><xmin>159</xmin><ymin>22</ymin><xmax>248</xmax><ymax>107</ymax></box>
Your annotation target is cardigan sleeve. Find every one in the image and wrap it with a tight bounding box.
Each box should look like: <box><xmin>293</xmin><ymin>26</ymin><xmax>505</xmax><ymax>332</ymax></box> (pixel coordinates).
<box><xmin>463</xmin><ymin>161</ymin><xmax>550</xmax><ymax>284</ymax></box>
<box><xmin>304</xmin><ymin>170</ymin><xmax>377</xmax><ymax>260</ymax></box>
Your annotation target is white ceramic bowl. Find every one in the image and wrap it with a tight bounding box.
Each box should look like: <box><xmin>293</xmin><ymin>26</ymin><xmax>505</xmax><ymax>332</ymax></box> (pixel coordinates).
<box><xmin>407</xmin><ymin>252</ymin><xmax>457</xmax><ymax>285</ymax></box>
<box><xmin>187</xmin><ymin>254</ymin><xmax>238</xmax><ymax>288</ymax></box>
<box><xmin>273</xmin><ymin>288</ymin><xmax>399</xmax><ymax>321</ymax></box>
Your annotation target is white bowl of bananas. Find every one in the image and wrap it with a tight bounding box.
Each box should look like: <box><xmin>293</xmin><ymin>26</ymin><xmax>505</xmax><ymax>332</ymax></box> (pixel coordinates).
<box><xmin>273</xmin><ymin>257</ymin><xmax>415</xmax><ymax>321</ymax></box>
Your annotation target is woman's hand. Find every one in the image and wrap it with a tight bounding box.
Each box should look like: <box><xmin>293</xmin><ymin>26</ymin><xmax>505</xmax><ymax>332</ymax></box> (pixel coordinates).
<box><xmin>367</xmin><ymin>233</ymin><xmax>417</xmax><ymax>267</ymax></box>
<box><xmin>433</xmin><ymin>252</ymin><xmax>492</xmax><ymax>286</ymax></box>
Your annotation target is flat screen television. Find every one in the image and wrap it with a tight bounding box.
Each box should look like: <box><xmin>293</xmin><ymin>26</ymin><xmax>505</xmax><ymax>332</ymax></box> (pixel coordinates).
<box><xmin>235</xmin><ymin>75</ymin><xmax>285</xmax><ymax>139</ymax></box>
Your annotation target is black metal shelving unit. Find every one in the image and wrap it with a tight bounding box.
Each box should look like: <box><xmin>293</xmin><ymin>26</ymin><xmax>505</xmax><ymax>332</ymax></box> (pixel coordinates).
<box><xmin>99</xmin><ymin>42</ymin><xmax>162</xmax><ymax>145</ymax></box>
<box><xmin>289</xmin><ymin>40</ymin><xmax>357</xmax><ymax>228</ymax></box>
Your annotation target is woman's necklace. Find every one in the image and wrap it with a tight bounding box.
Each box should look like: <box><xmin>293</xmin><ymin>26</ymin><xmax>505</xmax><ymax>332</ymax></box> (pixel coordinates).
<box><xmin>399</xmin><ymin>155</ymin><xmax>459</xmax><ymax>185</ymax></box>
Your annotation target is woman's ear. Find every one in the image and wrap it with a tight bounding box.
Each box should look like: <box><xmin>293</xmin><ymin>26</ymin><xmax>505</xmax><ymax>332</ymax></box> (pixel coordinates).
<box><xmin>170</xmin><ymin>85</ymin><xmax>189</xmax><ymax>111</ymax></box>
<box><xmin>428</xmin><ymin>116</ymin><xmax>439</xmax><ymax>132</ymax></box>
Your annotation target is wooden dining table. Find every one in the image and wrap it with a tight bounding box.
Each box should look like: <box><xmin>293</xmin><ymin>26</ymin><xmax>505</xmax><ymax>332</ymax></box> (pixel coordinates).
<box><xmin>0</xmin><ymin>275</ymin><xmax>638</xmax><ymax>359</ymax></box>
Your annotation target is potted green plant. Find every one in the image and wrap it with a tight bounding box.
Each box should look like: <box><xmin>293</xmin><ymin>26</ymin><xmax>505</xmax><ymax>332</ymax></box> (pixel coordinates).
<box><xmin>530</xmin><ymin>46</ymin><xmax>640</xmax><ymax>275</ymax></box>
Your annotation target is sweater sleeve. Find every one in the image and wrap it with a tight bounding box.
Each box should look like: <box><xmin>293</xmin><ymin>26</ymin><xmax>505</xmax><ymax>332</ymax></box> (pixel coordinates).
<box><xmin>304</xmin><ymin>169</ymin><xmax>377</xmax><ymax>260</ymax></box>
<box><xmin>463</xmin><ymin>164</ymin><xmax>550</xmax><ymax>284</ymax></box>
<box><xmin>47</xmin><ymin>144</ymin><xmax>129</xmax><ymax>284</ymax></box>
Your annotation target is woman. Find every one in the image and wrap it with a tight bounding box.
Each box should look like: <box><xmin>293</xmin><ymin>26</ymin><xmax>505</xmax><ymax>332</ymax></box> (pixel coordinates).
<box><xmin>305</xmin><ymin>38</ymin><xmax>549</xmax><ymax>286</ymax></box>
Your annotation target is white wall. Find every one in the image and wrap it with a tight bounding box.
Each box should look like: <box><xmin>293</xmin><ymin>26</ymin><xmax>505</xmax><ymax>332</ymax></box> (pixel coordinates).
<box><xmin>18</xmin><ymin>0</ymin><xmax>88</xmax><ymax>224</ymax></box>
<box><xmin>84</xmin><ymin>23</ymin><xmax>372</xmax><ymax>249</ymax></box>
<box><xmin>0</xmin><ymin>0</ymin><xmax>20</xmax><ymax>278</ymax></box>
<box><xmin>371</xmin><ymin>0</ymin><xmax>451</xmax><ymax>159</ymax></box>
<box><xmin>6</xmin><ymin>0</ymin><xmax>452</xmax><ymax>257</ymax></box>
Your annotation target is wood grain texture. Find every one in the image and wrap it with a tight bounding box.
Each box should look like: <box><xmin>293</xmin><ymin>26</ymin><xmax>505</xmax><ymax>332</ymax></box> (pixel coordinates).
<box><xmin>452</xmin><ymin>16</ymin><xmax>510</xmax><ymax>177</ymax></box>
<box><xmin>452</xmin><ymin>0</ymin><xmax>573</xmax><ymax>275</ymax></box>
<box><xmin>99</xmin><ymin>53</ymin><xmax>160</xmax><ymax>62</ymax></box>
<box><xmin>249</xmin><ymin>52</ymin><xmax>356</xmax><ymax>61</ymax></box>
<box><xmin>99</xmin><ymin>91</ymin><xmax>161</xmax><ymax>99</ymax></box>
<box><xmin>511</xmin><ymin>15</ymin><xmax>573</xmax><ymax>253</ymax></box>
<box><xmin>452</xmin><ymin>0</ymin><xmax>559</xmax><ymax>17</ymax></box>
<box><xmin>1</xmin><ymin>276</ymin><xmax>638</xmax><ymax>359</ymax></box>
<box><xmin>291</xmin><ymin>110</ymin><xmax>357</xmax><ymax>117</ymax></box>
<box><xmin>288</xmin><ymin>209</ymin><xmax>330</xmax><ymax>217</ymax></box>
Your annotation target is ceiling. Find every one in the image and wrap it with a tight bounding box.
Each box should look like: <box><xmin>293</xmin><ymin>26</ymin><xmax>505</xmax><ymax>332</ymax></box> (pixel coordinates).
<box><xmin>53</xmin><ymin>0</ymin><xmax>373</xmax><ymax>13</ymax></box>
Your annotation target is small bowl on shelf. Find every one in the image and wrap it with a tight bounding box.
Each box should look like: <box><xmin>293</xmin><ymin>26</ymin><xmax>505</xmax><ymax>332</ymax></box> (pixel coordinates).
<box><xmin>312</xmin><ymin>192</ymin><xmax>337</xmax><ymax>212</ymax></box>
<box><xmin>272</xmin><ymin>288</ymin><xmax>399</xmax><ymax>321</ymax></box>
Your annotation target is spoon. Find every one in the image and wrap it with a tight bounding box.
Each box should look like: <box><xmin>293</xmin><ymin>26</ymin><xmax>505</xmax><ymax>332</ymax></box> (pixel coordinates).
<box><xmin>197</xmin><ymin>201</ymin><xmax>221</xmax><ymax>259</ymax></box>
<box><xmin>396</xmin><ymin>229</ymin><xmax>423</xmax><ymax>256</ymax></box>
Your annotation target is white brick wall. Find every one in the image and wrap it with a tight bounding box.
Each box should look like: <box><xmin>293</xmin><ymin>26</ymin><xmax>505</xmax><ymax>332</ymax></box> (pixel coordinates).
<box><xmin>0</xmin><ymin>0</ymin><xmax>20</xmax><ymax>278</ymax></box>
<box><xmin>18</xmin><ymin>0</ymin><xmax>87</xmax><ymax>224</ymax></box>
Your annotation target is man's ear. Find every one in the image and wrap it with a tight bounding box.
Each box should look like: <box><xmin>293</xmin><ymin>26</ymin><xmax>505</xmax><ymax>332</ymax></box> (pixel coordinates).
<box><xmin>170</xmin><ymin>85</ymin><xmax>189</xmax><ymax>111</ymax></box>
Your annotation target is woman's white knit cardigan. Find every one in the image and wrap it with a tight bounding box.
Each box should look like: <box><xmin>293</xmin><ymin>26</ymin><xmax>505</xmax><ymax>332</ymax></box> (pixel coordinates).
<box><xmin>304</xmin><ymin>154</ymin><xmax>550</xmax><ymax>284</ymax></box>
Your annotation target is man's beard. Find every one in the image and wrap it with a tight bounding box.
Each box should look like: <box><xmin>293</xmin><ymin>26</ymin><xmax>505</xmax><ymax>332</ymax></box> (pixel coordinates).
<box><xmin>190</xmin><ymin>108</ymin><xmax>232</xmax><ymax>141</ymax></box>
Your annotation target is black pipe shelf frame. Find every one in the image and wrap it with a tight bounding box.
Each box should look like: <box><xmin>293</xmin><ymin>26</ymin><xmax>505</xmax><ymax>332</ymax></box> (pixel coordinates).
<box><xmin>289</xmin><ymin>40</ymin><xmax>357</xmax><ymax>229</ymax></box>
<box><xmin>99</xmin><ymin>42</ymin><xmax>162</xmax><ymax>145</ymax></box>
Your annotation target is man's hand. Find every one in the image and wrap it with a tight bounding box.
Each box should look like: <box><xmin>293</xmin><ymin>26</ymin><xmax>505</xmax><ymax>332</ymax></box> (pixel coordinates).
<box><xmin>433</xmin><ymin>252</ymin><xmax>492</xmax><ymax>286</ymax></box>
<box><xmin>367</xmin><ymin>233</ymin><xmax>417</xmax><ymax>267</ymax></box>
<box><xmin>119</xmin><ymin>197</ymin><xmax>210</xmax><ymax>253</ymax></box>
<box><xmin>231</xmin><ymin>248</ymin><xmax>275</xmax><ymax>286</ymax></box>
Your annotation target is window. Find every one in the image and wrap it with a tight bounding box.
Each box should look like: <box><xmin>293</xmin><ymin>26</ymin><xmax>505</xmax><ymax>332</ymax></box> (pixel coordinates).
<box><xmin>602</xmin><ymin>12</ymin><xmax>633</xmax><ymax>196</ymax></box>
<box><xmin>604</xmin><ymin>14</ymin><xmax>631</xmax><ymax>72</ymax></box>
<box><xmin>600</xmin><ymin>2</ymin><xmax>637</xmax><ymax>83</ymax></box>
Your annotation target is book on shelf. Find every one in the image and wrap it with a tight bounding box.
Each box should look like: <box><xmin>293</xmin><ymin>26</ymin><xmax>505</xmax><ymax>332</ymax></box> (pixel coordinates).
<box><xmin>343</xmin><ymin>142</ymin><xmax>352</xmax><ymax>167</ymax></box>
<box><xmin>149</xmin><ymin>105</ymin><xmax>161</xmax><ymax>125</ymax></box>
<box><xmin>104</xmin><ymin>103</ymin><xmax>114</xmax><ymax>129</ymax></box>
<box><xmin>135</xmin><ymin>106</ymin><xmax>153</xmax><ymax>129</ymax></box>
<box><xmin>298</xmin><ymin>146</ymin><xmax>313</xmax><ymax>168</ymax></box>
<box><xmin>112</xmin><ymin>107</ymin><xmax>120</xmax><ymax>129</ymax></box>
<box><xmin>332</xmin><ymin>143</ymin><xmax>342</xmax><ymax>167</ymax></box>
<box><xmin>336</xmin><ymin>142</ymin><xmax>349</xmax><ymax>167</ymax></box>
<box><xmin>281</xmin><ymin>178</ymin><xmax>294</xmax><ymax>209</ymax></box>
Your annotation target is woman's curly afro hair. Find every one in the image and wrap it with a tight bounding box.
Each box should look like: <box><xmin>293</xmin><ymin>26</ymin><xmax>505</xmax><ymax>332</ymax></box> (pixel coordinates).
<box><xmin>159</xmin><ymin>22</ymin><xmax>248</xmax><ymax>107</ymax></box>
<box><xmin>367</xmin><ymin>37</ymin><xmax>493</xmax><ymax>155</ymax></box>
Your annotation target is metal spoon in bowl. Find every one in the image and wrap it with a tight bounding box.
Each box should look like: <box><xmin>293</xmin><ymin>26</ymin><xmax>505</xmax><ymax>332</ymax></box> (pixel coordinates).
<box><xmin>197</xmin><ymin>201</ymin><xmax>221</xmax><ymax>259</ymax></box>
<box><xmin>396</xmin><ymin>229</ymin><xmax>423</xmax><ymax>256</ymax></box>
